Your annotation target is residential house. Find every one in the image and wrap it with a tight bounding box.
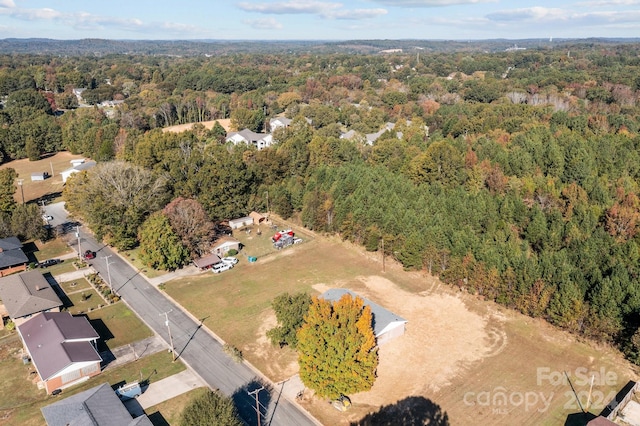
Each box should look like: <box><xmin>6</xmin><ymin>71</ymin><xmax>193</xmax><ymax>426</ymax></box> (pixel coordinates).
<box><xmin>0</xmin><ymin>270</ymin><xmax>62</xmax><ymax>326</ymax></box>
<box><xmin>269</xmin><ymin>116</ymin><xmax>292</xmax><ymax>131</ymax></box>
<box><xmin>211</xmin><ymin>236</ymin><xmax>241</xmax><ymax>257</ymax></box>
<box><xmin>61</xmin><ymin>160</ymin><xmax>97</xmax><ymax>183</ymax></box>
<box><xmin>225</xmin><ymin>129</ymin><xmax>273</xmax><ymax>150</ymax></box>
<box><xmin>0</xmin><ymin>236</ymin><xmax>29</xmax><ymax>277</ymax></box>
<box><xmin>18</xmin><ymin>312</ymin><xmax>101</xmax><ymax>394</ymax></box>
<box><xmin>321</xmin><ymin>288</ymin><xmax>408</xmax><ymax>345</ymax></box>
<box><xmin>41</xmin><ymin>382</ymin><xmax>153</xmax><ymax>426</ymax></box>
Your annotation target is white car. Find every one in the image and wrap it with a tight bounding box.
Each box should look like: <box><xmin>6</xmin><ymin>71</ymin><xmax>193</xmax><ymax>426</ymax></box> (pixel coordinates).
<box><xmin>42</xmin><ymin>214</ymin><xmax>53</xmax><ymax>222</ymax></box>
<box><xmin>221</xmin><ymin>257</ymin><xmax>238</xmax><ymax>265</ymax></box>
<box><xmin>212</xmin><ymin>262</ymin><xmax>233</xmax><ymax>273</ymax></box>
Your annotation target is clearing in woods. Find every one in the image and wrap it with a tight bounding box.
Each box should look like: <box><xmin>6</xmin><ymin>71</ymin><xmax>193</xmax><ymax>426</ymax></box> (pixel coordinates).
<box><xmin>165</xmin><ymin>231</ymin><xmax>637</xmax><ymax>426</ymax></box>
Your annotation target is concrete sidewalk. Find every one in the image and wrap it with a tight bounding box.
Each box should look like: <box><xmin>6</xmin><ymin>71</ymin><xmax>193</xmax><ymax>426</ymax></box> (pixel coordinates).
<box><xmin>124</xmin><ymin>369</ymin><xmax>206</xmax><ymax>416</ymax></box>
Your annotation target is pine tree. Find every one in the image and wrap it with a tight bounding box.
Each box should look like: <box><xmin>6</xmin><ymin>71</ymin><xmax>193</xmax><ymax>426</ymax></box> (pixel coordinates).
<box><xmin>296</xmin><ymin>294</ymin><xmax>378</xmax><ymax>399</ymax></box>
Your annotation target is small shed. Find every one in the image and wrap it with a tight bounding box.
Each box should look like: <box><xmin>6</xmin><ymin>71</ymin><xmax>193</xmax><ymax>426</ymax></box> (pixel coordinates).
<box><xmin>249</xmin><ymin>211</ymin><xmax>265</xmax><ymax>225</ymax></box>
<box><xmin>321</xmin><ymin>288</ymin><xmax>407</xmax><ymax>345</ymax></box>
<box><xmin>31</xmin><ymin>172</ymin><xmax>49</xmax><ymax>182</ymax></box>
<box><xmin>229</xmin><ymin>216</ymin><xmax>253</xmax><ymax>230</ymax></box>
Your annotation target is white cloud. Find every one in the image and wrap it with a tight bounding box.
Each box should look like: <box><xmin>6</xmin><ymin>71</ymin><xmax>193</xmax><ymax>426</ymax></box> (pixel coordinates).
<box><xmin>577</xmin><ymin>0</ymin><xmax>640</xmax><ymax>5</ymax></box>
<box><xmin>0</xmin><ymin>0</ymin><xmax>14</xmax><ymax>8</ymax></box>
<box><xmin>237</xmin><ymin>0</ymin><xmax>386</xmax><ymax>20</ymax></box>
<box><xmin>485</xmin><ymin>6</ymin><xmax>640</xmax><ymax>25</ymax></box>
<box><xmin>369</xmin><ymin>0</ymin><xmax>495</xmax><ymax>6</ymax></box>
<box><xmin>244</xmin><ymin>17</ymin><xmax>284</xmax><ymax>29</ymax></box>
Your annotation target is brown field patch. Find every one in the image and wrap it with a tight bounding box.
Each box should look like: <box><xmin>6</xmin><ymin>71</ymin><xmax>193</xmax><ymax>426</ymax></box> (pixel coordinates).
<box><xmin>162</xmin><ymin>119</ymin><xmax>231</xmax><ymax>134</ymax></box>
<box><xmin>0</xmin><ymin>151</ymin><xmax>85</xmax><ymax>203</ymax></box>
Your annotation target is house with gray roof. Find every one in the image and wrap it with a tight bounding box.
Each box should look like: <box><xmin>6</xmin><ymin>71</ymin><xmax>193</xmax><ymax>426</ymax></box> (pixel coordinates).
<box><xmin>18</xmin><ymin>311</ymin><xmax>101</xmax><ymax>394</ymax></box>
<box><xmin>0</xmin><ymin>270</ymin><xmax>62</xmax><ymax>326</ymax></box>
<box><xmin>0</xmin><ymin>236</ymin><xmax>29</xmax><ymax>276</ymax></box>
<box><xmin>320</xmin><ymin>288</ymin><xmax>408</xmax><ymax>345</ymax></box>
<box><xmin>41</xmin><ymin>382</ymin><xmax>152</xmax><ymax>426</ymax></box>
<box><xmin>225</xmin><ymin>129</ymin><xmax>273</xmax><ymax>150</ymax></box>
<box><xmin>269</xmin><ymin>116</ymin><xmax>292</xmax><ymax>131</ymax></box>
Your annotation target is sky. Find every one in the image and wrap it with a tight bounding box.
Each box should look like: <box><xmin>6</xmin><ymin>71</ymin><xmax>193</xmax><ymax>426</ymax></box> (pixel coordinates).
<box><xmin>0</xmin><ymin>0</ymin><xmax>638</xmax><ymax>41</ymax></box>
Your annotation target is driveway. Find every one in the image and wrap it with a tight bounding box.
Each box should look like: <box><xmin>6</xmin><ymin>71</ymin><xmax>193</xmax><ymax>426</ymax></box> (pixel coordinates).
<box><xmin>123</xmin><ymin>369</ymin><xmax>206</xmax><ymax>417</ymax></box>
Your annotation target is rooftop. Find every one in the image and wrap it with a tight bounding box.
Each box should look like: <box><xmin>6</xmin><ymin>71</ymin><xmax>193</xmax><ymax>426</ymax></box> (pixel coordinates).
<box><xmin>0</xmin><ymin>270</ymin><xmax>62</xmax><ymax>318</ymax></box>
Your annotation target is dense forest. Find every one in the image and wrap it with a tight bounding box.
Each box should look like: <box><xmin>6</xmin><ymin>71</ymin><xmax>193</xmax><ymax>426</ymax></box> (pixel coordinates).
<box><xmin>2</xmin><ymin>39</ymin><xmax>640</xmax><ymax>362</ymax></box>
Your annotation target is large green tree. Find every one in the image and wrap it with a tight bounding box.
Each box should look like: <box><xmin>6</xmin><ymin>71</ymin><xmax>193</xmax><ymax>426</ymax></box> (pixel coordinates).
<box><xmin>297</xmin><ymin>294</ymin><xmax>378</xmax><ymax>399</ymax></box>
<box><xmin>267</xmin><ymin>292</ymin><xmax>312</xmax><ymax>348</ymax></box>
<box><xmin>179</xmin><ymin>390</ymin><xmax>242</xmax><ymax>426</ymax></box>
<box><xmin>138</xmin><ymin>212</ymin><xmax>189</xmax><ymax>271</ymax></box>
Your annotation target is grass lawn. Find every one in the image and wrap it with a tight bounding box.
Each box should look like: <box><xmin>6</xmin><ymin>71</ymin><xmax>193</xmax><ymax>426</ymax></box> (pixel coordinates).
<box><xmin>145</xmin><ymin>387</ymin><xmax>209</xmax><ymax>426</ymax></box>
<box><xmin>33</xmin><ymin>238</ymin><xmax>74</xmax><ymax>261</ymax></box>
<box><xmin>44</xmin><ymin>260</ymin><xmax>77</xmax><ymax>275</ymax></box>
<box><xmin>86</xmin><ymin>302</ymin><xmax>153</xmax><ymax>352</ymax></box>
<box><xmin>164</xmin><ymin>235</ymin><xmax>381</xmax><ymax>378</ymax></box>
<box><xmin>120</xmin><ymin>247</ymin><xmax>166</xmax><ymax>279</ymax></box>
<box><xmin>59</xmin><ymin>277</ymin><xmax>91</xmax><ymax>294</ymax></box>
<box><xmin>0</xmin><ymin>335</ymin><xmax>185</xmax><ymax>426</ymax></box>
<box><xmin>63</xmin><ymin>288</ymin><xmax>104</xmax><ymax>315</ymax></box>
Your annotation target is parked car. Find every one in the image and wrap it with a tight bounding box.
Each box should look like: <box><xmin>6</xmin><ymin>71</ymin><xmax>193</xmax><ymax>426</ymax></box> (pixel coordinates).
<box><xmin>42</xmin><ymin>214</ymin><xmax>53</xmax><ymax>222</ymax></box>
<box><xmin>39</xmin><ymin>259</ymin><xmax>61</xmax><ymax>268</ymax></box>
<box><xmin>211</xmin><ymin>262</ymin><xmax>233</xmax><ymax>273</ymax></box>
<box><xmin>221</xmin><ymin>257</ymin><xmax>238</xmax><ymax>265</ymax></box>
<box><xmin>293</xmin><ymin>237</ymin><xmax>303</xmax><ymax>244</ymax></box>
<box><xmin>83</xmin><ymin>250</ymin><xmax>96</xmax><ymax>260</ymax></box>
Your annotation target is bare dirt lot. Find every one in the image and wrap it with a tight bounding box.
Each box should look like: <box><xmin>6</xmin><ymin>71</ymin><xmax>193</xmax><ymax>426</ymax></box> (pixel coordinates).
<box><xmin>166</xmin><ymin>220</ymin><xmax>639</xmax><ymax>426</ymax></box>
<box><xmin>162</xmin><ymin>119</ymin><xmax>231</xmax><ymax>134</ymax></box>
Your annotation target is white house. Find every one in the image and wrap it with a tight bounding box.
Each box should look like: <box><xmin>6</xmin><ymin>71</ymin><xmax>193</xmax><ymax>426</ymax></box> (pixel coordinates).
<box><xmin>225</xmin><ymin>129</ymin><xmax>273</xmax><ymax>150</ymax></box>
<box><xmin>269</xmin><ymin>117</ymin><xmax>292</xmax><ymax>132</ymax></box>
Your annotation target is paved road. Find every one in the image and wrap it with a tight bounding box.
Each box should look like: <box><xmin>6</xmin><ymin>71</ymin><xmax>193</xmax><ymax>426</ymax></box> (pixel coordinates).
<box><xmin>69</xmin><ymin>226</ymin><xmax>318</xmax><ymax>426</ymax></box>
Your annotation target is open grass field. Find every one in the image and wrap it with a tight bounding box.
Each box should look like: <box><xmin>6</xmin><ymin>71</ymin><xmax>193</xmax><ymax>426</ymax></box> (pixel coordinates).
<box><xmin>0</xmin><ymin>151</ymin><xmax>85</xmax><ymax>204</ymax></box>
<box><xmin>164</xmin><ymin>220</ymin><xmax>638</xmax><ymax>426</ymax></box>
<box><xmin>0</xmin><ymin>335</ymin><xmax>184</xmax><ymax>426</ymax></box>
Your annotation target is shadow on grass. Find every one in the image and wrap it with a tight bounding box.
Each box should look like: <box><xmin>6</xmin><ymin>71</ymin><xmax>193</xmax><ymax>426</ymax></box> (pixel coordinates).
<box><xmin>350</xmin><ymin>396</ymin><xmax>450</xmax><ymax>426</ymax></box>
<box><xmin>147</xmin><ymin>411</ymin><xmax>170</xmax><ymax>426</ymax></box>
<box><xmin>232</xmin><ymin>379</ymin><xmax>272</xmax><ymax>426</ymax></box>
<box><xmin>87</xmin><ymin>317</ymin><xmax>114</xmax><ymax>353</ymax></box>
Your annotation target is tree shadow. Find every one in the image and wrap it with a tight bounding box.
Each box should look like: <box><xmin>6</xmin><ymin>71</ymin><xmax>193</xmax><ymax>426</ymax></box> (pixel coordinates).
<box><xmin>350</xmin><ymin>396</ymin><xmax>450</xmax><ymax>426</ymax></box>
<box><xmin>232</xmin><ymin>379</ymin><xmax>273</xmax><ymax>426</ymax></box>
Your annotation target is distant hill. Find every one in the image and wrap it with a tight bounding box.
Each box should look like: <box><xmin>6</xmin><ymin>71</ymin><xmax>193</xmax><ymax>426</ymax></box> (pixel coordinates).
<box><xmin>0</xmin><ymin>37</ymin><xmax>639</xmax><ymax>56</ymax></box>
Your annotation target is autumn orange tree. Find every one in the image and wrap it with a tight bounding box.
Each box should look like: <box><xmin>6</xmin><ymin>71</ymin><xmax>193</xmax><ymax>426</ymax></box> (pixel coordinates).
<box><xmin>296</xmin><ymin>294</ymin><xmax>378</xmax><ymax>399</ymax></box>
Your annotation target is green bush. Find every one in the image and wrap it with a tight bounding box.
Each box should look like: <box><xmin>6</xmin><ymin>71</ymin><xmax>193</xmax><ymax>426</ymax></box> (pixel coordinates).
<box><xmin>227</xmin><ymin>249</ymin><xmax>238</xmax><ymax>256</ymax></box>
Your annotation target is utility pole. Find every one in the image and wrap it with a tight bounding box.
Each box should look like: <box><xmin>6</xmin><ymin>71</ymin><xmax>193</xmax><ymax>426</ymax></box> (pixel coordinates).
<box><xmin>101</xmin><ymin>255</ymin><xmax>113</xmax><ymax>292</ymax></box>
<box><xmin>75</xmin><ymin>225</ymin><xmax>82</xmax><ymax>258</ymax></box>
<box><xmin>16</xmin><ymin>179</ymin><xmax>24</xmax><ymax>204</ymax></box>
<box><xmin>247</xmin><ymin>386</ymin><xmax>265</xmax><ymax>426</ymax></box>
<box><xmin>160</xmin><ymin>310</ymin><xmax>176</xmax><ymax>362</ymax></box>
<box><xmin>381</xmin><ymin>237</ymin><xmax>385</xmax><ymax>273</ymax></box>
